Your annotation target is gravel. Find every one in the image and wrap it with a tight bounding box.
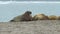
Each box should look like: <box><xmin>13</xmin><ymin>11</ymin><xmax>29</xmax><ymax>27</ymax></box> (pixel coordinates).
<box><xmin>0</xmin><ymin>20</ymin><xmax>60</xmax><ymax>34</ymax></box>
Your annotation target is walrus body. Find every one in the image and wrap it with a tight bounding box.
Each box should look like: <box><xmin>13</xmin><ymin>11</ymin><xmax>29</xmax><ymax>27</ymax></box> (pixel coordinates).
<box><xmin>32</xmin><ymin>14</ymin><xmax>49</xmax><ymax>20</ymax></box>
<box><xmin>57</xmin><ymin>16</ymin><xmax>60</xmax><ymax>20</ymax></box>
<box><xmin>48</xmin><ymin>15</ymin><xmax>57</xmax><ymax>20</ymax></box>
<box><xmin>10</xmin><ymin>11</ymin><xmax>32</xmax><ymax>22</ymax></box>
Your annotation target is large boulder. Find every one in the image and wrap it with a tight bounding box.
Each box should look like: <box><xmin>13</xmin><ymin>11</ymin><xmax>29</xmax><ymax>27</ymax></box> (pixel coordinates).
<box><xmin>10</xmin><ymin>11</ymin><xmax>32</xmax><ymax>22</ymax></box>
<box><xmin>32</xmin><ymin>14</ymin><xmax>49</xmax><ymax>20</ymax></box>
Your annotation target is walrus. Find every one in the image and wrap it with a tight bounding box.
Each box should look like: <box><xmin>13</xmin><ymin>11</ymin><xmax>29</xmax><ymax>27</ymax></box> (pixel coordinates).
<box><xmin>32</xmin><ymin>14</ymin><xmax>49</xmax><ymax>20</ymax></box>
<box><xmin>10</xmin><ymin>11</ymin><xmax>32</xmax><ymax>22</ymax></box>
<box><xmin>48</xmin><ymin>15</ymin><xmax>57</xmax><ymax>20</ymax></box>
<box><xmin>57</xmin><ymin>16</ymin><xmax>60</xmax><ymax>20</ymax></box>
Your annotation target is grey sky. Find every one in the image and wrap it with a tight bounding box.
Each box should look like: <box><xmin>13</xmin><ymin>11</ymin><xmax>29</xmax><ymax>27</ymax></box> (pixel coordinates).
<box><xmin>0</xmin><ymin>0</ymin><xmax>60</xmax><ymax>1</ymax></box>
<box><xmin>0</xmin><ymin>0</ymin><xmax>9</xmax><ymax>1</ymax></box>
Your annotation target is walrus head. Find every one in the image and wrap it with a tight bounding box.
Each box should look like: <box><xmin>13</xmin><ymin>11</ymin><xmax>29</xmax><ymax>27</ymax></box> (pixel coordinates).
<box><xmin>24</xmin><ymin>11</ymin><xmax>32</xmax><ymax>15</ymax></box>
<box><xmin>21</xmin><ymin>11</ymin><xmax>32</xmax><ymax>21</ymax></box>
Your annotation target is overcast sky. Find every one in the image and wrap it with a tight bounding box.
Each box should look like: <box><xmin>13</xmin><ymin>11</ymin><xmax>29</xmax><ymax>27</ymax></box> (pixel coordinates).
<box><xmin>0</xmin><ymin>0</ymin><xmax>60</xmax><ymax>1</ymax></box>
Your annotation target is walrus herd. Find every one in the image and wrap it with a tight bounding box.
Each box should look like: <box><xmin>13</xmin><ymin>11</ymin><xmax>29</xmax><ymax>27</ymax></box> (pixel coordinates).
<box><xmin>10</xmin><ymin>11</ymin><xmax>60</xmax><ymax>22</ymax></box>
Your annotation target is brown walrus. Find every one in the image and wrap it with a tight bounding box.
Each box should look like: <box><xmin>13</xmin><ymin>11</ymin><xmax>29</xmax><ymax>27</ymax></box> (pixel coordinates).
<box><xmin>10</xmin><ymin>11</ymin><xmax>32</xmax><ymax>22</ymax></box>
<box><xmin>57</xmin><ymin>16</ymin><xmax>60</xmax><ymax>20</ymax></box>
<box><xmin>48</xmin><ymin>15</ymin><xmax>57</xmax><ymax>20</ymax></box>
<box><xmin>32</xmin><ymin>14</ymin><xmax>49</xmax><ymax>20</ymax></box>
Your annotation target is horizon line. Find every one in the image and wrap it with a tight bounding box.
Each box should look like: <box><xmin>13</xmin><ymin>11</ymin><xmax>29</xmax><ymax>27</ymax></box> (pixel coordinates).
<box><xmin>0</xmin><ymin>1</ymin><xmax>60</xmax><ymax>4</ymax></box>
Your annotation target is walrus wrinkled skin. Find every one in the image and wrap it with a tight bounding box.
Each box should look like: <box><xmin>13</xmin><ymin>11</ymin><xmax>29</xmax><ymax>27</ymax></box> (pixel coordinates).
<box><xmin>57</xmin><ymin>16</ymin><xmax>60</xmax><ymax>20</ymax></box>
<box><xmin>32</xmin><ymin>14</ymin><xmax>49</xmax><ymax>20</ymax></box>
<box><xmin>48</xmin><ymin>15</ymin><xmax>57</xmax><ymax>20</ymax></box>
<box><xmin>10</xmin><ymin>11</ymin><xmax>32</xmax><ymax>22</ymax></box>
